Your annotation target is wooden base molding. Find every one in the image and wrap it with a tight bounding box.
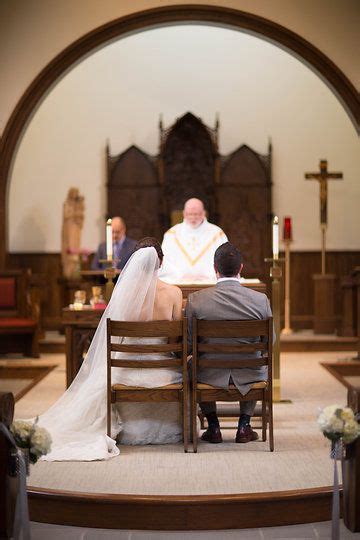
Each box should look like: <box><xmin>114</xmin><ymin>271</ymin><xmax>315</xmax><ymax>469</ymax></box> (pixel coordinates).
<box><xmin>28</xmin><ymin>486</ymin><xmax>336</xmax><ymax>530</ymax></box>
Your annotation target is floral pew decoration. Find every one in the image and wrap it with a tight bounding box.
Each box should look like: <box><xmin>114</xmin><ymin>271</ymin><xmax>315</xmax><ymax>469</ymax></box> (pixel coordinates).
<box><xmin>10</xmin><ymin>417</ymin><xmax>52</xmax><ymax>474</ymax></box>
<box><xmin>318</xmin><ymin>405</ymin><xmax>360</xmax><ymax>540</ymax></box>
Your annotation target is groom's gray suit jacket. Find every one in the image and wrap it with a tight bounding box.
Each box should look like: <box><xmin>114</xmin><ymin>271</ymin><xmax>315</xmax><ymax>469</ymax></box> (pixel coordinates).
<box><xmin>185</xmin><ymin>279</ymin><xmax>272</xmax><ymax>395</ymax></box>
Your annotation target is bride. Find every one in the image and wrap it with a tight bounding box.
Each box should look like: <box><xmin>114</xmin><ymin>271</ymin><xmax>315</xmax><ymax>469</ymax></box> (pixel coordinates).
<box><xmin>38</xmin><ymin>238</ymin><xmax>183</xmax><ymax>461</ymax></box>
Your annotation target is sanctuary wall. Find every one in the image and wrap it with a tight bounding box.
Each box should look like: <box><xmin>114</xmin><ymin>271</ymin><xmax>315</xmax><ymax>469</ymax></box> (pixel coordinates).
<box><xmin>1</xmin><ymin>0</ymin><xmax>359</xmax><ymax>133</ymax></box>
<box><xmin>5</xmin><ymin>25</ymin><xmax>360</xmax><ymax>254</ymax></box>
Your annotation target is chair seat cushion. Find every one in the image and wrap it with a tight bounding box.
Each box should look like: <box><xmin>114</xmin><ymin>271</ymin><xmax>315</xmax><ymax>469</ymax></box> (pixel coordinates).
<box><xmin>0</xmin><ymin>317</ymin><xmax>36</xmax><ymax>329</ymax></box>
<box><xmin>112</xmin><ymin>383</ymin><xmax>182</xmax><ymax>391</ymax></box>
<box><xmin>197</xmin><ymin>381</ymin><xmax>267</xmax><ymax>390</ymax></box>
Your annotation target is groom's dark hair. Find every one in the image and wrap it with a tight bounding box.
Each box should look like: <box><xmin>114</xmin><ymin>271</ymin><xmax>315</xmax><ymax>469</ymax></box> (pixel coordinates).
<box><xmin>214</xmin><ymin>242</ymin><xmax>242</xmax><ymax>277</ymax></box>
<box><xmin>135</xmin><ymin>237</ymin><xmax>164</xmax><ymax>263</ymax></box>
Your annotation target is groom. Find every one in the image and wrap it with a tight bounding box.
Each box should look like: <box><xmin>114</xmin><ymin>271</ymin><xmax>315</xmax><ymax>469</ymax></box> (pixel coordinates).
<box><xmin>185</xmin><ymin>242</ymin><xmax>272</xmax><ymax>444</ymax></box>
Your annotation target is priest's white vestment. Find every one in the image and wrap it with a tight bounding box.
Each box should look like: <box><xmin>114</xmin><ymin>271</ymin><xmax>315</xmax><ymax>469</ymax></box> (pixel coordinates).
<box><xmin>159</xmin><ymin>218</ymin><xmax>228</xmax><ymax>283</ymax></box>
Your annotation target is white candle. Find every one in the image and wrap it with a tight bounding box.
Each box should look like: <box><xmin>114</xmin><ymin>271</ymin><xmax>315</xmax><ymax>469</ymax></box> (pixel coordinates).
<box><xmin>106</xmin><ymin>218</ymin><xmax>113</xmax><ymax>261</ymax></box>
<box><xmin>272</xmin><ymin>216</ymin><xmax>279</xmax><ymax>260</ymax></box>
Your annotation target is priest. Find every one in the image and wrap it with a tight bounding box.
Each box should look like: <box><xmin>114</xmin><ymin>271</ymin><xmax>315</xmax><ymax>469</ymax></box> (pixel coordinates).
<box><xmin>159</xmin><ymin>198</ymin><xmax>228</xmax><ymax>283</ymax></box>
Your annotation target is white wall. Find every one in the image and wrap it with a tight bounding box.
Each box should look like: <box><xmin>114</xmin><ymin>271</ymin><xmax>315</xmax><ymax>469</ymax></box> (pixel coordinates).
<box><xmin>8</xmin><ymin>26</ymin><xmax>360</xmax><ymax>252</ymax></box>
<box><xmin>1</xmin><ymin>0</ymin><xmax>359</xmax><ymax>134</ymax></box>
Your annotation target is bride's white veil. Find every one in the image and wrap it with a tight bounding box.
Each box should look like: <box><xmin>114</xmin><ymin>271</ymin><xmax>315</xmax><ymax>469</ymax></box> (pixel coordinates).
<box><xmin>38</xmin><ymin>247</ymin><xmax>159</xmax><ymax>461</ymax></box>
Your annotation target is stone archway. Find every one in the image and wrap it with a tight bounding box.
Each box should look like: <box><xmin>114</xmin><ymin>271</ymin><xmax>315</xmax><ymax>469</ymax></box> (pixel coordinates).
<box><xmin>0</xmin><ymin>4</ymin><xmax>359</xmax><ymax>266</ymax></box>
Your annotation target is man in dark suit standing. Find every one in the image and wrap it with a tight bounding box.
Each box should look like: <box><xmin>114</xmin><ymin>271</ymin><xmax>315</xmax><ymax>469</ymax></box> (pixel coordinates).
<box><xmin>91</xmin><ymin>216</ymin><xmax>137</xmax><ymax>270</ymax></box>
<box><xmin>185</xmin><ymin>242</ymin><xmax>272</xmax><ymax>444</ymax></box>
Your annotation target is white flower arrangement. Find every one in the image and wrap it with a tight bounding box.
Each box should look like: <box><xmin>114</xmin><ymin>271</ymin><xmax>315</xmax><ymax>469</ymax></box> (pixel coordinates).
<box><xmin>318</xmin><ymin>404</ymin><xmax>360</xmax><ymax>444</ymax></box>
<box><xmin>10</xmin><ymin>417</ymin><xmax>52</xmax><ymax>464</ymax></box>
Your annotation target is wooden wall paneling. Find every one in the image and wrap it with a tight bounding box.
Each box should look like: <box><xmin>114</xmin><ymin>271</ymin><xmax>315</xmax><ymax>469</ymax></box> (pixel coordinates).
<box><xmin>5</xmin><ymin>251</ymin><xmax>360</xmax><ymax>332</ymax></box>
<box><xmin>282</xmin><ymin>251</ymin><xmax>360</xmax><ymax>331</ymax></box>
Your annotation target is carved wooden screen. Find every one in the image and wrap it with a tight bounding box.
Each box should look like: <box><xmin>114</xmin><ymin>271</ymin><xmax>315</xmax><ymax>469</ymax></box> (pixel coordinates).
<box><xmin>106</xmin><ymin>114</ymin><xmax>272</xmax><ymax>278</ymax></box>
<box><xmin>107</xmin><ymin>145</ymin><xmax>163</xmax><ymax>241</ymax></box>
<box><xmin>218</xmin><ymin>145</ymin><xmax>272</xmax><ymax>278</ymax></box>
<box><xmin>159</xmin><ymin>112</ymin><xmax>218</xmax><ymax>227</ymax></box>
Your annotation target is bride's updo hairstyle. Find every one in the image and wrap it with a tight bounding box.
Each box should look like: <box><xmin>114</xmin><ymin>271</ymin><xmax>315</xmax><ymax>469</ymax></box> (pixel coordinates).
<box><xmin>135</xmin><ymin>237</ymin><xmax>164</xmax><ymax>264</ymax></box>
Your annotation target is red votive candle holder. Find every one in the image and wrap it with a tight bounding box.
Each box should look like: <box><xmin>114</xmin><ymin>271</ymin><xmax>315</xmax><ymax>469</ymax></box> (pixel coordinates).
<box><xmin>283</xmin><ymin>217</ymin><xmax>292</xmax><ymax>241</ymax></box>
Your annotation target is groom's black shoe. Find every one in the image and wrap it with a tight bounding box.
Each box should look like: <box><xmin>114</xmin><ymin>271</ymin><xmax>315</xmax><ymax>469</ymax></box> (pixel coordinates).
<box><xmin>235</xmin><ymin>425</ymin><xmax>259</xmax><ymax>443</ymax></box>
<box><xmin>201</xmin><ymin>426</ymin><xmax>223</xmax><ymax>444</ymax></box>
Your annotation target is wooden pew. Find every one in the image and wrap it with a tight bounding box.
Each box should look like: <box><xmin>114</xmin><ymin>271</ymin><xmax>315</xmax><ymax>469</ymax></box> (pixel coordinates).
<box><xmin>0</xmin><ymin>392</ymin><xmax>17</xmax><ymax>539</ymax></box>
<box><xmin>0</xmin><ymin>269</ymin><xmax>40</xmax><ymax>358</ymax></box>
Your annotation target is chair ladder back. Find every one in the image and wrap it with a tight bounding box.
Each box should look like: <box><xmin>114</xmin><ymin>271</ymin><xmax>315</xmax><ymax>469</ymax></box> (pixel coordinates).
<box><xmin>196</xmin><ymin>318</ymin><xmax>270</xmax><ymax>337</ymax></box>
<box><xmin>109</xmin><ymin>319</ymin><xmax>183</xmax><ymax>338</ymax></box>
<box><xmin>108</xmin><ymin>319</ymin><xmax>184</xmax><ymax>369</ymax></box>
<box><xmin>106</xmin><ymin>318</ymin><xmax>189</xmax><ymax>451</ymax></box>
<box><xmin>192</xmin><ymin>317</ymin><xmax>274</xmax><ymax>453</ymax></box>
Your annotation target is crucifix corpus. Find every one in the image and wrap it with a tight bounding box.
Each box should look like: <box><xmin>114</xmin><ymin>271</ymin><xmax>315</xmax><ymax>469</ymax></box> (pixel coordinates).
<box><xmin>305</xmin><ymin>160</ymin><xmax>343</xmax><ymax>274</ymax></box>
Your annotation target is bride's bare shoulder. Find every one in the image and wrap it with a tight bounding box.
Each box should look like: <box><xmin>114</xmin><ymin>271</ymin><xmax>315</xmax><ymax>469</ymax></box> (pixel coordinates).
<box><xmin>157</xmin><ymin>280</ymin><xmax>182</xmax><ymax>298</ymax></box>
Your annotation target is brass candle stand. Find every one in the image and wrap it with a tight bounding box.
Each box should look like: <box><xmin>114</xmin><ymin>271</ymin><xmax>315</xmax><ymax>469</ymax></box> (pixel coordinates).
<box><xmin>99</xmin><ymin>259</ymin><xmax>118</xmax><ymax>302</ymax></box>
<box><xmin>265</xmin><ymin>256</ymin><xmax>291</xmax><ymax>403</ymax></box>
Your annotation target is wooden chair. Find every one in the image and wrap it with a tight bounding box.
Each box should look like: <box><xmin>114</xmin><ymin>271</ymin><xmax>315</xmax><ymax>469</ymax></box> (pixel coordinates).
<box><xmin>0</xmin><ymin>269</ymin><xmax>40</xmax><ymax>358</ymax></box>
<box><xmin>107</xmin><ymin>318</ymin><xmax>189</xmax><ymax>451</ymax></box>
<box><xmin>191</xmin><ymin>317</ymin><xmax>274</xmax><ymax>452</ymax></box>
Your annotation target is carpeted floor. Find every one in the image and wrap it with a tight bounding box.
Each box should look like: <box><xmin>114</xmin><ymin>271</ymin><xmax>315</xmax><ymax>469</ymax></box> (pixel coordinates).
<box><xmin>15</xmin><ymin>350</ymin><xmax>354</xmax><ymax>495</ymax></box>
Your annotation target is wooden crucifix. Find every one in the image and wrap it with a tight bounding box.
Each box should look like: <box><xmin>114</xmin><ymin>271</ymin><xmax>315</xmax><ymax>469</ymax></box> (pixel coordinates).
<box><xmin>305</xmin><ymin>160</ymin><xmax>343</xmax><ymax>274</ymax></box>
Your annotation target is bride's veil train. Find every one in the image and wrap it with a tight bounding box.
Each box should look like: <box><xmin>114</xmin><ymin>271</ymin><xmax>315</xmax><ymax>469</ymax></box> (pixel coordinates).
<box><xmin>38</xmin><ymin>247</ymin><xmax>159</xmax><ymax>461</ymax></box>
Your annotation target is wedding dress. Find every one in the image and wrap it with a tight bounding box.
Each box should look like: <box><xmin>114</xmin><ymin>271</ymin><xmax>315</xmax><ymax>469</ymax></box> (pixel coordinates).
<box><xmin>37</xmin><ymin>247</ymin><xmax>182</xmax><ymax>461</ymax></box>
<box><xmin>113</xmin><ymin>336</ymin><xmax>182</xmax><ymax>445</ymax></box>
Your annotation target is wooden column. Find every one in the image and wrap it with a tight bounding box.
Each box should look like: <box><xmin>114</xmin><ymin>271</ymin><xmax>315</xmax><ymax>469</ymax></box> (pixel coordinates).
<box><xmin>313</xmin><ymin>274</ymin><xmax>336</xmax><ymax>334</ymax></box>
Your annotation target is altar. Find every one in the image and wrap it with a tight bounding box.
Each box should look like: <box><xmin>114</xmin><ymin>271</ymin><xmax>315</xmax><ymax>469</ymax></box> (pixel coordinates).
<box><xmin>62</xmin><ymin>280</ymin><xmax>267</xmax><ymax>387</ymax></box>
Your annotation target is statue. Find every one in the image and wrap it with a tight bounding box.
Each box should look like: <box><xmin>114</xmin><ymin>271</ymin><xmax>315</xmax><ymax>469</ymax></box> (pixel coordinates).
<box><xmin>61</xmin><ymin>187</ymin><xmax>85</xmax><ymax>278</ymax></box>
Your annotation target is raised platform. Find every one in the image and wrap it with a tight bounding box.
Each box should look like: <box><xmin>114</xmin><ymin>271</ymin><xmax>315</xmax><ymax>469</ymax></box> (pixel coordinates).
<box><xmin>13</xmin><ymin>351</ymin><xmax>358</xmax><ymax>530</ymax></box>
<box><xmin>280</xmin><ymin>330</ymin><xmax>358</xmax><ymax>352</ymax></box>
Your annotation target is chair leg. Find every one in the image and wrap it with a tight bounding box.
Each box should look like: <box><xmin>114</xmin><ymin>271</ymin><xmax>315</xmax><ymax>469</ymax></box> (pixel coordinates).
<box><xmin>262</xmin><ymin>397</ymin><xmax>266</xmax><ymax>441</ymax></box>
<box><xmin>107</xmin><ymin>399</ymin><xmax>111</xmax><ymax>438</ymax></box>
<box><xmin>269</xmin><ymin>401</ymin><xmax>274</xmax><ymax>452</ymax></box>
<box><xmin>192</xmin><ymin>393</ymin><xmax>198</xmax><ymax>453</ymax></box>
<box><xmin>181</xmin><ymin>390</ymin><xmax>188</xmax><ymax>453</ymax></box>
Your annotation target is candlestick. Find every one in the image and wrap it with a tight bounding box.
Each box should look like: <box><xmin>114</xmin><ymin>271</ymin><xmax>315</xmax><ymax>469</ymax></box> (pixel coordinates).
<box><xmin>106</xmin><ymin>218</ymin><xmax>112</xmax><ymax>261</ymax></box>
<box><xmin>264</xmin><ymin>255</ymin><xmax>291</xmax><ymax>404</ymax></box>
<box><xmin>272</xmin><ymin>216</ymin><xmax>279</xmax><ymax>260</ymax></box>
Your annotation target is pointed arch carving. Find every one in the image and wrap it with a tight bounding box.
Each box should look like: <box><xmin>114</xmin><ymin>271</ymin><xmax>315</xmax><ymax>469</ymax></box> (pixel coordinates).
<box><xmin>218</xmin><ymin>144</ymin><xmax>272</xmax><ymax>276</ymax></box>
<box><xmin>160</xmin><ymin>112</ymin><xmax>218</xmax><ymax>225</ymax></box>
<box><xmin>107</xmin><ymin>145</ymin><xmax>163</xmax><ymax>240</ymax></box>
